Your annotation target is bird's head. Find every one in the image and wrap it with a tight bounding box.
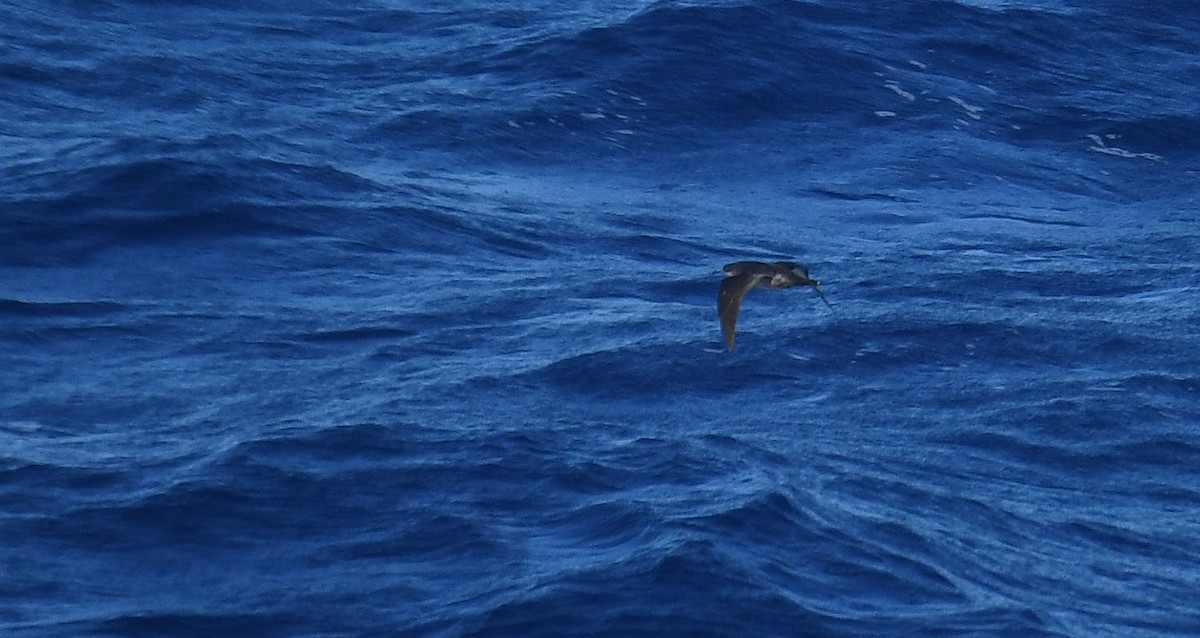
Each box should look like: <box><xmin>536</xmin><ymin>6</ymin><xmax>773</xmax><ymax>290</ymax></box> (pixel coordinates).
<box><xmin>776</xmin><ymin>261</ymin><xmax>817</xmax><ymax>285</ymax></box>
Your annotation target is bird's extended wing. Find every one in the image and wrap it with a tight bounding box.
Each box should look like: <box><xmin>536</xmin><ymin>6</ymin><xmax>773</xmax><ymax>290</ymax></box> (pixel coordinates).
<box><xmin>717</xmin><ymin>273</ymin><xmax>763</xmax><ymax>351</ymax></box>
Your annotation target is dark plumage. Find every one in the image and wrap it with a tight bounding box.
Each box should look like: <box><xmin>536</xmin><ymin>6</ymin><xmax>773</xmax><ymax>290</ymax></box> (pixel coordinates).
<box><xmin>717</xmin><ymin>260</ymin><xmax>831</xmax><ymax>351</ymax></box>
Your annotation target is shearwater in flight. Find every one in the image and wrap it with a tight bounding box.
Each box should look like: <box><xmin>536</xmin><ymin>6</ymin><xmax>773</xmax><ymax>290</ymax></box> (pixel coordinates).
<box><xmin>717</xmin><ymin>260</ymin><xmax>831</xmax><ymax>351</ymax></box>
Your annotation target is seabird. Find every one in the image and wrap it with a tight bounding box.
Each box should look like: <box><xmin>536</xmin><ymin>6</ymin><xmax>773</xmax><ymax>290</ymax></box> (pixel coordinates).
<box><xmin>717</xmin><ymin>260</ymin><xmax>831</xmax><ymax>351</ymax></box>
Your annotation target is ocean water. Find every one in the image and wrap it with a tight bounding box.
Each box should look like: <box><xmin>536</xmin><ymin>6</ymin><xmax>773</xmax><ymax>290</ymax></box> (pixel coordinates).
<box><xmin>3</xmin><ymin>0</ymin><xmax>1199</xmax><ymax>636</ymax></box>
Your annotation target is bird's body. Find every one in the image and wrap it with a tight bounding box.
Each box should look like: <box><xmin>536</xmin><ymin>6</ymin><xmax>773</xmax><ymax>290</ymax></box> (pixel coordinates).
<box><xmin>717</xmin><ymin>260</ymin><xmax>830</xmax><ymax>351</ymax></box>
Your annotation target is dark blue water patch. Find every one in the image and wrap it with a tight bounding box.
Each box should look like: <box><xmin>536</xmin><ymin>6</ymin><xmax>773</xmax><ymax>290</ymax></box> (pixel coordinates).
<box><xmin>343</xmin><ymin>511</ymin><xmax>505</xmax><ymax>562</ymax></box>
<box><xmin>807</xmin><ymin>187</ymin><xmax>919</xmax><ymax>203</ymax></box>
<box><xmin>366</xmin><ymin>203</ymin><xmax>566</xmax><ymax>261</ymax></box>
<box><xmin>536</xmin><ymin>498</ymin><xmax>660</xmax><ymax>554</ymax></box>
<box><xmin>957</xmin><ymin>212</ymin><xmax>1087</xmax><ymax>228</ymax></box>
<box><xmin>523</xmin><ymin>1</ymin><xmax>882</xmax><ymax>114</ymax></box>
<box><xmin>363</xmin><ymin>3</ymin><xmax>883</xmax><ymax>157</ymax></box>
<box><xmin>1055</xmin><ymin>516</ymin><xmax>1200</xmax><ymax>565</ymax></box>
<box><xmin>291</xmin><ymin>325</ymin><xmax>416</xmax><ymax>345</ymax></box>
<box><xmin>456</xmin><ymin>538</ymin><xmax>831</xmax><ymax>638</ymax></box>
<box><xmin>678</xmin><ymin>486</ymin><xmax>971</xmax><ymax>614</ymax></box>
<box><xmin>7</xmin><ymin>0</ymin><xmax>1193</xmax><ymax>215</ymax></box>
<box><xmin>1098</xmin><ymin>436</ymin><xmax>1200</xmax><ymax>474</ymax></box>
<box><xmin>187</xmin><ymin>422</ymin><xmax>678</xmax><ymax>534</ymax></box>
<box><xmin>9</xmin><ymin>151</ymin><xmax>381</xmax><ymax>213</ymax></box>
<box><xmin>7</xmin><ymin>426</ymin><xmax>418</xmax><ymax>553</ymax></box>
<box><xmin>3</xmin><ymin>174</ymin><xmax>326</xmax><ymax>268</ymax></box>
<box><xmin>938</xmin><ymin>430</ymin><xmax>1124</xmax><ymax>480</ymax></box>
<box><xmin>0</xmin><ymin>298</ymin><xmax>129</xmax><ymax>318</ymax></box>
<box><xmin>590</xmin><ymin>232</ymin><xmax>717</xmax><ymax>267</ymax></box>
<box><xmin>931</xmin><ymin>405</ymin><xmax>1200</xmax><ymax>499</ymax></box>
<box><xmin>524</xmin><ymin>342</ymin><xmax>751</xmax><ymax>398</ymax></box>
<box><xmin>86</xmin><ymin>611</ymin><xmax>311</xmax><ymax>638</ymax></box>
<box><xmin>879</xmin><ymin>2</ymin><xmax>1198</xmax><ymax>141</ymax></box>
<box><xmin>345</xmin><ymin>0</ymin><xmax>1199</xmax><ymax>184</ymax></box>
<box><xmin>4</xmin><ymin>165</ymin><xmax>579</xmax><ymax>270</ymax></box>
<box><xmin>433</xmin><ymin>2</ymin><xmax>895</xmax><ymax>162</ymax></box>
<box><xmin>0</xmin><ymin>462</ymin><xmax>127</xmax><ymax>512</ymax></box>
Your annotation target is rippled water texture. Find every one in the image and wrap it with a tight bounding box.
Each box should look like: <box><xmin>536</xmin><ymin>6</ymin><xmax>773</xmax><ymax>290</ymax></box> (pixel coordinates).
<box><xmin>3</xmin><ymin>0</ymin><xmax>1199</xmax><ymax>636</ymax></box>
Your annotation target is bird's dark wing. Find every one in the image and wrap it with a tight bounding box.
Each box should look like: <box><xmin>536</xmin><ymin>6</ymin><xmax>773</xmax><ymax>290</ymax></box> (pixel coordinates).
<box><xmin>722</xmin><ymin>261</ymin><xmax>766</xmax><ymax>276</ymax></box>
<box><xmin>718</xmin><ymin>273</ymin><xmax>763</xmax><ymax>351</ymax></box>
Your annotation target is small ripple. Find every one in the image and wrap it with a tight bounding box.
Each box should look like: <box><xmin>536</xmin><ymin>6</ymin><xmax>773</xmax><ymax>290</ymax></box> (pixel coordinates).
<box><xmin>0</xmin><ymin>298</ymin><xmax>130</xmax><ymax>318</ymax></box>
<box><xmin>292</xmin><ymin>326</ymin><xmax>416</xmax><ymax>344</ymax></box>
<box><xmin>90</xmin><ymin>610</ymin><xmax>309</xmax><ymax>638</ymax></box>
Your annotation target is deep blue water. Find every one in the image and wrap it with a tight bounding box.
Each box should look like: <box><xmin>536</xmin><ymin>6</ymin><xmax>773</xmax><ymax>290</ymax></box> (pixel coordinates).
<box><xmin>3</xmin><ymin>0</ymin><xmax>1199</xmax><ymax>635</ymax></box>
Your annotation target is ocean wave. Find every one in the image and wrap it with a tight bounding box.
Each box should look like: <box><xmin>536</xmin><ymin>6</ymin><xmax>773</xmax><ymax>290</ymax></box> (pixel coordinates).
<box><xmin>0</xmin><ymin>298</ymin><xmax>129</xmax><ymax>318</ymax></box>
<box><xmin>358</xmin><ymin>0</ymin><xmax>1200</xmax><ymax>205</ymax></box>
<box><xmin>4</xmin><ymin>1</ymin><xmax>1199</xmax><ymax>636</ymax></box>
<box><xmin>3</xmin><ymin>156</ymin><xmax>328</xmax><ymax>265</ymax></box>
